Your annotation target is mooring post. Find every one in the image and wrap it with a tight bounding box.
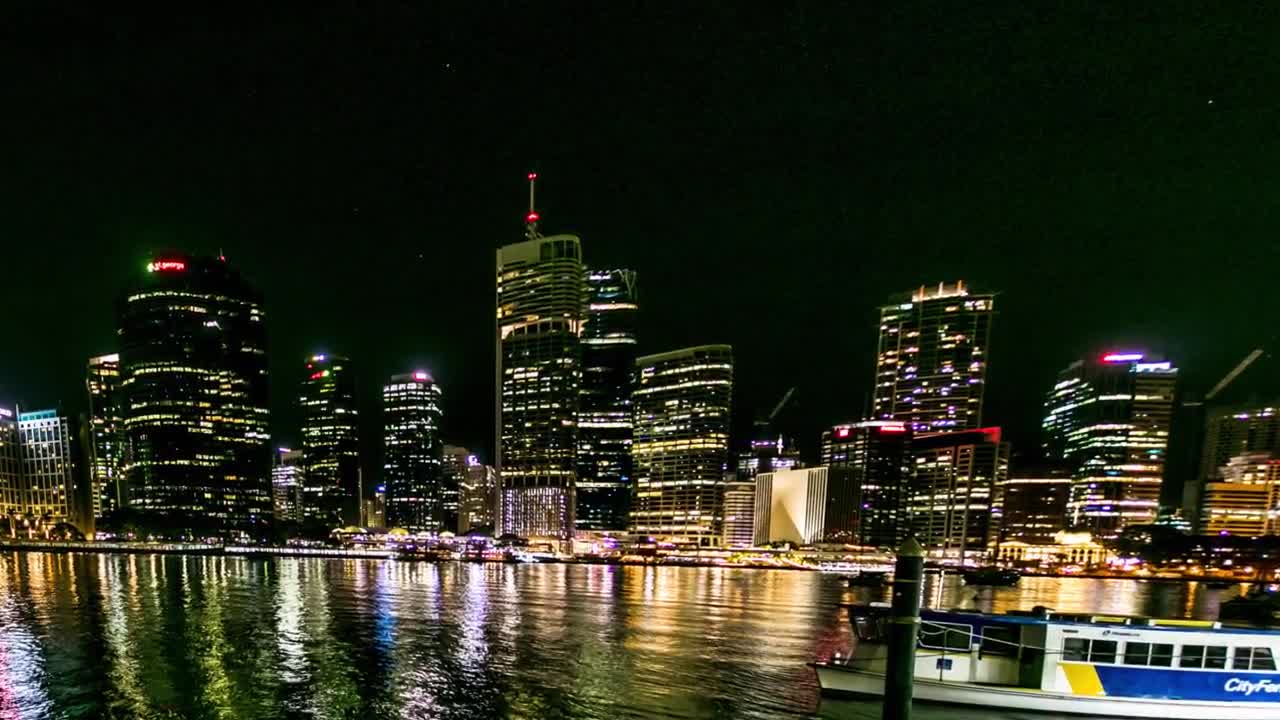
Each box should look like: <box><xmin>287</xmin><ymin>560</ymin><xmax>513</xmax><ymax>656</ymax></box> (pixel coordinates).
<box><xmin>882</xmin><ymin>537</ymin><xmax>924</xmax><ymax>720</ymax></box>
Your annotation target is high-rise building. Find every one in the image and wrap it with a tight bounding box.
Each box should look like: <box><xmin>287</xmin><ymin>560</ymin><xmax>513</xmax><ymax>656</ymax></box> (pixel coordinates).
<box><xmin>737</xmin><ymin>431</ymin><xmax>804</xmax><ymax>483</ymax></box>
<box><xmin>448</xmin><ymin>446</ymin><xmax>498</xmax><ymax>534</ymax></box>
<box><xmin>496</xmin><ymin>178</ymin><xmax>584</xmax><ymax>542</ymax></box>
<box><xmin>721</xmin><ymin>481</ymin><xmax>756</xmax><ymax>547</ymax></box>
<box><xmin>1044</xmin><ymin>352</ymin><xmax>1178</xmax><ymax>538</ymax></box>
<box><xmin>86</xmin><ymin>353</ymin><xmax>126</xmax><ymax>519</ymax></box>
<box><xmin>383</xmin><ymin>371</ymin><xmax>445</xmax><ymax>532</ymax></box>
<box><xmin>363</xmin><ymin>484</ymin><xmax>387</xmax><ymax>529</ymax></box>
<box><xmin>271</xmin><ymin>448</ymin><xmax>304</xmax><ymax>524</ymax></box>
<box><xmin>576</xmin><ymin>268</ymin><xmax>638</xmax><ymax>532</ymax></box>
<box><xmin>631</xmin><ymin>345</ymin><xmax>733</xmax><ymax>546</ymax></box>
<box><xmin>1188</xmin><ymin>404</ymin><xmax>1280</xmax><ymax>528</ymax></box>
<box><xmin>820</xmin><ymin>420</ymin><xmax>912</xmax><ymax>548</ymax></box>
<box><xmin>16</xmin><ymin>409</ymin><xmax>81</xmax><ymax>532</ymax></box>
<box><xmin>992</xmin><ymin>465</ymin><xmax>1072</xmax><ymax>545</ymax></box>
<box><xmin>299</xmin><ymin>353</ymin><xmax>361</xmax><ymax>527</ymax></box>
<box><xmin>1199</xmin><ymin>453</ymin><xmax>1280</xmax><ymax>537</ymax></box>
<box><xmin>872</xmin><ymin>281</ymin><xmax>994</xmax><ymax>432</ymax></box>
<box><xmin>908</xmin><ymin>428</ymin><xmax>1008</xmax><ymax>561</ymax></box>
<box><xmin>0</xmin><ymin>408</ymin><xmax>22</xmax><ymax>534</ymax></box>
<box><xmin>118</xmin><ymin>254</ymin><xmax>272</xmax><ymax>535</ymax></box>
<box><xmin>441</xmin><ymin>445</ymin><xmax>481</xmax><ymax>533</ymax></box>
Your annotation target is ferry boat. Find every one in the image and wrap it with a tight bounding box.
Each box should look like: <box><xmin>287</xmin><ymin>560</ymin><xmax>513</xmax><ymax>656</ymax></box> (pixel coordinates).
<box><xmin>812</xmin><ymin>603</ymin><xmax>1280</xmax><ymax>718</ymax></box>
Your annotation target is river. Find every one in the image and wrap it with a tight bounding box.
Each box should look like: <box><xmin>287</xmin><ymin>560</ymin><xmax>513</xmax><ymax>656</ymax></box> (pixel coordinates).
<box><xmin>0</xmin><ymin>551</ymin><xmax>1243</xmax><ymax>719</ymax></box>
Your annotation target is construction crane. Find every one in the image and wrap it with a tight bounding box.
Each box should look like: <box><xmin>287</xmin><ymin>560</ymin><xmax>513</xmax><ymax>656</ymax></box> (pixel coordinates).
<box><xmin>767</xmin><ymin>387</ymin><xmax>797</xmax><ymax>423</ymax></box>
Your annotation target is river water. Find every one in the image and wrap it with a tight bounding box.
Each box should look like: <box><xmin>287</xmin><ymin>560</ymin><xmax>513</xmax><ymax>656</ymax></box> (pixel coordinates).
<box><xmin>0</xmin><ymin>551</ymin><xmax>1242</xmax><ymax>719</ymax></box>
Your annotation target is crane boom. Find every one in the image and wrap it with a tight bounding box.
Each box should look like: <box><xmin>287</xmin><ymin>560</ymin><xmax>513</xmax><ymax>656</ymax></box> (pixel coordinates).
<box><xmin>768</xmin><ymin>387</ymin><xmax>796</xmax><ymax>422</ymax></box>
<box><xmin>1205</xmin><ymin>348</ymin><xmax>1264</xmax><ymax>401</ymax></box>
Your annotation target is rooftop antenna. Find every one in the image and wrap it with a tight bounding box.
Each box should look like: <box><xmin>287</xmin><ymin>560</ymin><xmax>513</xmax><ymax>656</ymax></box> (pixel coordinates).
<box><xmin>525</xmin><ymin>172</ymin><xmax>541</xmax><ymax>240</ymax></box>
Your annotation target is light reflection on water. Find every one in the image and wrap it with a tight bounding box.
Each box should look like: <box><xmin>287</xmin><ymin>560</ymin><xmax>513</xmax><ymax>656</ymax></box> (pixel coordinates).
<box><xmin>0</xmin><ymin>553</ymin><xmax>1237</xmax><ymax>719</ymax></box>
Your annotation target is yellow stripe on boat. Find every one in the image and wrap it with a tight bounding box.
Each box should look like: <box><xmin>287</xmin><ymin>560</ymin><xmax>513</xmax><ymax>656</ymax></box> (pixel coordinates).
<box><xmin>1144</xmin><ymin>618</ymin><xmax>1218</xmax><ymax>628</ymax></box>
<box><xmin>1060</xmin><ymin>663</ymin><xmax>1104</xmax><ymax>696</ymax></box>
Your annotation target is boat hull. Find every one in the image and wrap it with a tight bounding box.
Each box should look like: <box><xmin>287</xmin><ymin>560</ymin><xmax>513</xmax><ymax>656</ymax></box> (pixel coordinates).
<box><xmin>812</xmin><ymin>664</ymin><xmax>1280</xmax><ymax>719</ymax></box>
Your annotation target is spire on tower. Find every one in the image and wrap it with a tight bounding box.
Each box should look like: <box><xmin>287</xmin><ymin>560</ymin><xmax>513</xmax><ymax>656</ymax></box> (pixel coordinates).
<box><xmin>525</xmin><ymin>172</ymin><xmax>541</xmax><ymax>240</ymax></box>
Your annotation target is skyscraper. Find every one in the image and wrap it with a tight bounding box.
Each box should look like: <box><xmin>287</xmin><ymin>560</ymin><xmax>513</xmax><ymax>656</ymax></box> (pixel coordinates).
<box><xmin>118</xmin><ymin>254</ymin><xmax>272</xmax><ymax>536</ymax></box>
<box><xmin>299</xmin><ymin>353</ymin><xmax>361</xmax><ymax>527</ymax></box>
<box><xmin>86</xmin><ymin>353</ymin><xmax>125</xmax><ymax>519</ymax></box>
<box><xmin>577</xmin><ymin>268</ymin><xmax>638</xmax><ymax>531</ymax></box>
<box><xmin>631</xmin><ymin>345</ymin><xmax>733</xmax><ymax>546</ymax></box>
<box><xmin>272</xmin><ymin>448</ymin><xmax>304</xmax><ymax>524</ymax></box>
<box><xmin>17</xmin><ymin>409</ymin><xmax>82</xmax><ymax>534</ymax></box>
<box><xmin>447</xmin><ymin>446</ymin><xmax>498</xmax><ymax>534</ymax></box>
<box><xmin>872</xmin><ymin>281</ymin><xmax>994</xmax><ymax>432</ymax></box>
<box><xmin>495</xmin><ymin>174</ymin><xmax>584</xmax><ymax>542</ymax></box>
<box><xmin>1199</xmin><ymin>453</ymin><xmax>1280</xmax><ymax>536</ymax></box>
<box><xmin>721</xmin><ymin>481</ymin><xmax>756</xmax><ymax>547</ymax></box>
<box><xmin>0</xmin><ymin>408</ymin><xmax>22</xmax><ymax>534</ymax></box>
<box><xmin>1188</xmin><ymin>404</ymin><xmax>1280</xmax><ymax>528</ymax></box>
<box><xmin>908</xmin><ymin>427</ymin><xmax>1008</xmax><ymax>561</ymax></box>
<box><xmin>383</xmin><ymin>371</ymin><xmax>445</xmax><ymax>532</ymax></box>
<box><xmin>440</xmin><ymin>445</ymin><xmax>475</xmax><ymax>532</ymax></box>
<box><xmin>1044</xmin><ymin>352</ymin><xmax>1178</xmax><ymax>538</ymax></box>
<box><xmin>820</xmin><ymin>420</ymin><xmax>912</xmax><ymax>548</ymax></box>
<box><xmin>992</xmin><ymin>464</ymin><xmax>1072</xmax><ymax>545</ymax></box>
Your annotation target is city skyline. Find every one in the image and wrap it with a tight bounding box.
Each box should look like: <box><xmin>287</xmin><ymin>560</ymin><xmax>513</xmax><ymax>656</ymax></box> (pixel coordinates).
<box><xmin>6</xmin><ymin>7</ymin><xmax>1279</xmax><ymax>482</ymax></box>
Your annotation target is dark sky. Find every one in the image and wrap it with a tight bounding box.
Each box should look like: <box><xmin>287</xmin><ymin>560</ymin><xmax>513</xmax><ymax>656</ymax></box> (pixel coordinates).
<box><xmin>2</xmin><ymin>3</ymin><xmax>1279</xmax><ymax>481</ymax></box>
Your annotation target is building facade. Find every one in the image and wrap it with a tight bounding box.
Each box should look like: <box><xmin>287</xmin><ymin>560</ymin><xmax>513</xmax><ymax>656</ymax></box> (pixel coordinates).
<box><xmin>86</xmin><ymin>353</ymin><xmax>126</xmax><ymax>519</ymax></box>
<box><xmin>496</xmin><ymin>209</ymin><xmax>585</xmax><ymax>541</ymax></box>
<box><xmin>872</xmin><ymin>281</ymin><xmax>994</xmax><ymax>432</ymax></box>
<box><xmin>721</xmin><ymin>481</ymin><xmax>756</xmax><ymax>547</ymax></box>
<box><xmin>271</xmin><ymin>448</ymin><xmax>304</xmax><ymax>524</ymax></box>
<box><xmin>630</xmin><ymin>345</ymin><xmax>733</xmax><ymax>546</ymax></box>
<box><xmin>0</xmin><ymin>408</ymin><xmax>22</xmax><ymax>534</ymax></box>
<box><xmin>753</xmin><ymin>467</ymin><xmax>833</xmax><ymax>545</ymax></box>
<box><xmin>820</xmin><ymin>420</ymin><xmax>912</xmax><ymax>548</ymax></box>
<box><xmin>299</xmin><ymin>353</ymin><xmax>362</xmax><ymax>528</ymax></box>
<box><xmin>446</xmin><ymin>445</ymin><xmax>495</xmax><ymax>534</ymax></box>
<box><xmin>576</xmin><ymin>268</ymin><xmax>638</xmax><ymax>532</ymax></box>
<box><xmin>441</xmin><ymin>445</ymin><xmax>470</xmax><ymax>533</ymax></box>
<box><xmin>117</xmin><ymin>254</ymin><xmax>272</xmax><ymax>535</ymax></box>
<box><xmin>992</xmin><ymin>465</ymin><xmax>1072</xmax><ymax>545</ymax></box>
<box><xmin>1189</xmin><ymin>404</ymin><xmax>1280</xmax><ymax>528</ymax></box>
<box><xmin>383</xmin><ymin>372</ymin><xmax>445</xmax><ymax>532</ymax></box>
<box><xmin>16</xmin><ymin>410</ymin><xmax>80</xmax><ymax>533</ymax></box>
<box><xmin>1044</xmin><ymin>353</ymin><xmax>1177</xmax><ymax>538</ymax></box>
<box><xmin>1199</xmin><ymin>453</ymin><xmax>1280</xmax><ymax>537</ymax></box>
<box><xmin>908</xmin><ymin>428</ymin><xmax>1008</xmax><ymax>561</ymax></box>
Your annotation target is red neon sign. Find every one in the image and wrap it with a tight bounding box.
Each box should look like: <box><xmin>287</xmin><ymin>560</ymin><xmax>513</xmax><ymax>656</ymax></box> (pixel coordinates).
<box><xmin>147</xmin><ymin>260</ymin><xmax>186</xmax><ymax>272</ymax></box>
<box><xmin>878</xmin><ymin>424</ymin><xmax>907</xmax><ymax>433</ymax></box>
<box><xmin>309</xmin><ymin>371</ymin><xmax>324</xmax><ymax>380</ymax></box>
<box><xmin>1102</xmin><ymin>352</ymin><xmax>1143</xmax><ymax>363</ymax></box>
<box><xmin>835</xmin><ymin>427</ymin><xmax>850</xmax><ymax>438</ymax></box>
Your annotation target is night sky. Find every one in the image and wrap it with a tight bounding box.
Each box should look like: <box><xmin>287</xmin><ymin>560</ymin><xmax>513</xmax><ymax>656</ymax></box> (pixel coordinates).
<box><xmin>3</xmin><ymin>4</ymin><xmax>1279</xmax><ymax>484</ymax></box>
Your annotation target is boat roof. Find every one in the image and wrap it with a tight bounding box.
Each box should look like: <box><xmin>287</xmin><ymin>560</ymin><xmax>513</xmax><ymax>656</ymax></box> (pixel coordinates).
<box><xmin>841</xmin><ymin>602</ymin><xmax>1280</xmax><ymax>636</ymax></box>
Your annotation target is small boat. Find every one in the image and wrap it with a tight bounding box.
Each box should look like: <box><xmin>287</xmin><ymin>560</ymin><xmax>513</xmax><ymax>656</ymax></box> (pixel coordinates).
<box><xmin>962</xmin><ymin>566</ymin><xmax>1020</xmax><ymax>586</ymax></box>
<box><xmin>1220</xmin><ymin>586</ymin><xmax>1280</xmax><ymax>625</ymax></box>
<box><xmin>812</xmin><ymin>603</ymin><xmax>1280</xmax><ymax>718</ymax></box>
<box><xmin>847</xmin><ymin>571</ymin><xmax>888</xmax><ymax>588</ymax></box>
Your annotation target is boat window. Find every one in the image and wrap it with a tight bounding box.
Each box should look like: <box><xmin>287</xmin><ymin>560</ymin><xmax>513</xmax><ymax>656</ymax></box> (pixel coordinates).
<box><xmin>1150</xmin><ymin>643</ymin><xmax>1174</xmax><ymax>667</ymax></box>
<box><xmin>1205</xmin><ymin>646</ymin><xmax>1228</xmax><ymax>669</ymax></box>
<box><xmin>920</xmin><ymin>622</ymin><xmax>972</xmax><ymax>652</ymax></box>
<box><xmin>1180</xmin><ymin>645</ymin><xmax>1205</xmax><ymax>668</ymax></box>
<box><xmin>1063</xmin><ymin>638</ymin><xmax>1088</xmax><ymax>662</ymax></box>
<box><xmin>980</xmin><ymin>625</ymin><xmax>1018</xmax><ymax>658</ymax></box>
<box><xmin>1233</xmin><ymin>647</ymin><xmax>1277</xmax><ymax>671</ymax></box>
<box><xmin>1089</xmin><ymin>639</ymin><xmax>1117</xmax><ymax>664</ymax></box>
<box><xmin>1124</xmin><ymin>642</ymin><xmax>1174</xmax><ymax>667</ymax></box>
<box><xmin>1123</xmin><ymin>642</ymin><xmax>1150</xmax><ymax>665</ymax></box>
<box><xmin>1254</xmin><ymin>648</ymin><xmax>1277</xmax><ymax>671</ymax></box>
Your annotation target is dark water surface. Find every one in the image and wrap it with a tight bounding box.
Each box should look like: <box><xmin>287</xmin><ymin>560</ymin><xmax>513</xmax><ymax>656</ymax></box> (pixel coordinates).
<box><xmin>0</xmin><ymin>552</ymin><xmax>1235</xmax><ymax>719</ymax></box>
